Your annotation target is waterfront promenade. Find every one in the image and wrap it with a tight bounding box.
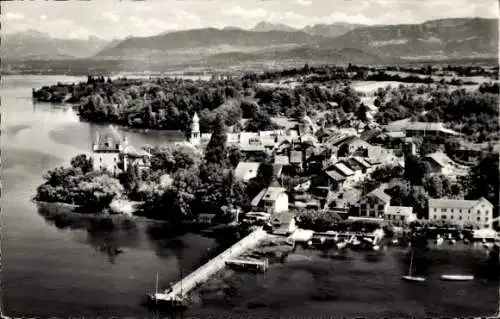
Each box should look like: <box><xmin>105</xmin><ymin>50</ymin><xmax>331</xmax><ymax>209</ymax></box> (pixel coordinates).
<box><xmin>154</xmin><ymin>227</ymin><xmax>268</xmax><ymax>302</ymax></box>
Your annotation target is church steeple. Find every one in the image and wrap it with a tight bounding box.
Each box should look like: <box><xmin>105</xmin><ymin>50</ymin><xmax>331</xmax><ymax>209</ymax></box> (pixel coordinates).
<box><xmin>189</xmin><ymin>112</ymin><xmax>201</xmax><ymax>146</ymax></box>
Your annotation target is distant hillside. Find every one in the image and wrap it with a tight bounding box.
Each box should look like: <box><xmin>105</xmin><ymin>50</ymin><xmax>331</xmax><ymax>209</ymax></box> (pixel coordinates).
<box><xmin>318</xmin><ymin>18</ymin><xmax>499</xmax><ymax>59</ymax></box>
<box><xmin>96</xmin><ymin>28</ymin><xmax>320</xmax><ymax>59</ymax></box>
<box><xmin>303</xmin><ymin>22</ymin><xmax>366</xmax><ymax>37</ymax></box>
<box><xmin>202</xmin><ymin>46</ymin><xmax>397</xmax><ymax>66</ymax></box>
<box><xmin>1</xmin><ymin>30</ymin><xmax>114</xmax><ymax>60</ymax></box>
<box><xmin>252</xmin><ymin>21</ymin><xmax>298</xmax><ymax>32</ymax></box>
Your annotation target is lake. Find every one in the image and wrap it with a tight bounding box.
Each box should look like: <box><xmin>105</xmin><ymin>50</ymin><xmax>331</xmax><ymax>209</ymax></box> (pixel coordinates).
<box><xmin>1</xmin><ymin>75</ymin><xmax>498</xmax><ymax>318</ymax></box>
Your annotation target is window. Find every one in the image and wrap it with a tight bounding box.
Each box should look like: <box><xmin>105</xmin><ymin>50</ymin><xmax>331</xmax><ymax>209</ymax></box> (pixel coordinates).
<box><xmin>450</xmin><ymin>215</ymin><xmax>454</xmax><ymax>219</ymax></box>
<box><xmin>486</xmin><ymin>217</ymin><xmax>489</xmax><ymax>222</ymax></box>
<box><xmin>441</xmin><ymin>215</ymin><xmax>447</xmax><ymax>219</ymax></box>
<box><xmin>434</xmin><ymin>208</ymin><xmax>437</xmax><ymax>212</ymax></box>
<box><xmin>459</xmin><ymin>216</ymin><xmax>462</xmax><ymax>220</ymax></box>
<box><xmin>451</xmin><ymin>209</ymin><xmax>454</xmax><ymax>213</ymax></box>
<box><xmin>379</xmin><ymin>205</ymin><xmax>384</xmax><ymax>210</ymax></box>
<box><xmin>459</xmin><ymin>209</ymin><xmax>462</xmax><ymax>213</ymax></box>
<box><xmin>468</xmin><ymin>209</ymin><xmax>471</xmax><ymax>213</ymax></box>
<box><xmin>441</xmin><ymin>208</ymin><xmax>447</xmax><ymax>212</ymax></box>
<box><xmin>105</xmin><ymin>142</ymin><xmax>109</xmax><ymax>147</ymax></box>
<box><xmin>477</xmin><ymin>217</ymin><xmax>481</xmax><ymax>221</ymax></box>
<box><xmin>100</xmin><ymin>157</ymin><xmax>103</xmax><ymax>162</ymax></box>
<box><xmin>433</xmin><ymin>215</ymin><xmax>437</xmax><ymax>219</ymax></box>
<box><xmin>115</xmin><ymin>143</ymin><xmax>120</xmax><ymax>149</ymax></box>
<box><xmin>477</xmin><ymin>210</ymin><xmax>480</xmax><ymax>215</ymax></box>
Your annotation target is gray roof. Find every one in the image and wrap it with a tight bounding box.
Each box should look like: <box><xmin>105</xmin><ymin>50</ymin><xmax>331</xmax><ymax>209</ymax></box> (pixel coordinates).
<box><xmin>429</xmin><ymin>197</ymin><xmax>492</xmax><ymax>209</ymax></box>
<box><xmin>325</xmin><ymin>170</ymin><xmax>346</xmax><ymax>182</ymax></box>
<box><xmin>364</xmin><ymin>185</ymin><xmax>391</xmax><ymax>204</ymax></box>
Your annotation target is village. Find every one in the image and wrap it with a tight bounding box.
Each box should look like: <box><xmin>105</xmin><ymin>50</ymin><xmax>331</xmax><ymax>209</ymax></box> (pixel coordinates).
<box><xmin>89</xmin><ymin>104</ymin><xmax>498</xmax><ymax>247</ymax></box>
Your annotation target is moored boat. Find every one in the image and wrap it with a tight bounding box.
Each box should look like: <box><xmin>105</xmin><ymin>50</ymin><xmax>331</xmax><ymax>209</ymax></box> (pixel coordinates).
<box><xmin>402</xmin><ymin>275</ymin><xmax>426</xmax><ymax>282</ymax></box>
<box><xmin>401</xmin><ymin>249</ymin><xmax>426</xmax><ymax>282</ymax></box>
<box><xmin>440</xmin><ymin>274</ymin><xmax>474</xmax><ymax>281</ymax></box>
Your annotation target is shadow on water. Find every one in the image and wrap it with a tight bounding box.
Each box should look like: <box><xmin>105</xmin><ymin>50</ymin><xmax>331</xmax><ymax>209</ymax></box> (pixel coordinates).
<box><xmin>36</xmin><ymin>202</ymin><xmax>139</xmax><ymax>263</ymax></box>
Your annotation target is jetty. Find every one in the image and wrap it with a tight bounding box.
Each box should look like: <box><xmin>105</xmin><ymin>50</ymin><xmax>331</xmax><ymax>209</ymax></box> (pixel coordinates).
<box><xmin>152</xmin><ymin>227</ymin><xmax>267</xmax><ymax>302</ymax></box>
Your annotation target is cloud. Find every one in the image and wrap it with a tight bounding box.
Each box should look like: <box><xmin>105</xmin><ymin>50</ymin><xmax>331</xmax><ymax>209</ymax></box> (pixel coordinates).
<box><xmin>296</xmin><ymin>0</ymin><xmax>312</xmax><ymax>6</ymax></box>
<box><xmin>5</xmin><ymin>12</ymin><xmax>24</xmax><ymax>21</ymax></box>
<box><xmin>222</xmin><ymin>6</ymin><xmax>268</xmax><ymax>19</ymax></box>
<box><xmin>102</xmin><ymin>12</ymin><xmax>120</xmax><ymax>22</ymax></box>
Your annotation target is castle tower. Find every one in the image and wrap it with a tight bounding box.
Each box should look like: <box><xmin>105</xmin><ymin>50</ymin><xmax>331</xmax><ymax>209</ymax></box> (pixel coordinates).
<box><xmin>189</xmin><ymin>112</ymin><xmax>201</xmax><ymax>146</ymax></box>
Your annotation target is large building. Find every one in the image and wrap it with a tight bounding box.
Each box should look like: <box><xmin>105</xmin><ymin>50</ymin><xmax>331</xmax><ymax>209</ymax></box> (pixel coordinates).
<box><xmin>428</xmin><ymin>197</ymin><xmax>494</xmax><ymax>228</ymax></box>
<box><xmin>91</xmin><ymin>126</ymin><xmax>151</xmax><ymax>175</ymax></box>
<box><xmin>91</xmin><ymin>126</ymin><xmax>126</xmax><ymax>175</ymax></box>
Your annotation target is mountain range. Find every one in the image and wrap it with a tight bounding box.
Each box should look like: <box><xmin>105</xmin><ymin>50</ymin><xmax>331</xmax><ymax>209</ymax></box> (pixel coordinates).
<box><xmin>3</xmin><ymin>18</ymin><xmax>498</xmax><ymax>68</ymax></box>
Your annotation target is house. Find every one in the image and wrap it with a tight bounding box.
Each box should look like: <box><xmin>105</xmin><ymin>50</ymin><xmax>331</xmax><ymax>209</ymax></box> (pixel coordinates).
<box><xmin>234</xmin><ymin>162</ymin><xmax>260</xmax><ymax>182</ymax></box>
<box><xmin>274</xmin><ymin>155</ymin><xmax>290</xmax><ymax>166</ymax></box>
<box><xmin>428</xmin><ymin>197</ymin><xmax>494</xmax><ymax>229</ymax></box>
<box><xmin>91</xmin><ymin>126</ymin><xmax>127</xmax><ymax>175</ymax></box>
<box><xmin>357</xmin><ymin>185</ymin><xmax>391</xmax><ymax>218</ymax></box>
<box><xmin>271</xmin><ymin>212</ymin><xmax>297</xmax><ymax>235</ymax></box>
<box><xmin>422</xmin><ymin>152</ymin><xmax>469</xmax><ymax>178</ymax></box>
<box><xmin>351</xmin><ymin>156</ymin><xmax>373</xmax><ymax>173</ymax></box>
<box><xmin>323</xmin><ymin>170</ymin><xmax>347</xmax><ymax>191</ymax></box>
<box><xmin>251</xmin><ymin>186</ymin><xmax>289</xmax><ymax>213</ymax></box>
<box><xmin>123</xmin><ymin>145</ymin><xmax>151</xmax><ymax>172</ymax></box>
<box><xmin>335</xmin><ymin>136</ymin><xmax>373</xmax><ymax>157</ymax></box>
<box><xmin>385</xmin><ymin>206</ymin><xmax>417</xmax><ymax>223</ymax></box>
<box><xmin>329</xmin><ymin>162</ymin><xmax>363</xmax><ymax>188</ymax></box>
<box><xmin>290</xmin><ymin>150</ymin><xmax>304</xmax><ymax>171</ymax></box>
<box><xmin>403</xmin><ymin>122</ymin><xmax>460</xmax><ymax>138</ymax></box>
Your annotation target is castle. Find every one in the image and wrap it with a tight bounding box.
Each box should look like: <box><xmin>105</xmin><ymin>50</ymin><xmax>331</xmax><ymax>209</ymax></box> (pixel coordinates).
<box><xmin>91</xmin><ymin>125</ymin><xmax>151</xmax><ymax>175</ymax></box>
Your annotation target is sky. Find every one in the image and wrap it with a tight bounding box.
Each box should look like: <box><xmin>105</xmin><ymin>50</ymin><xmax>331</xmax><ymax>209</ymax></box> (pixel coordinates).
<box><xmin>2</xmin><ymin>0</ymin><xmax>498</xmax><ymax>40</ymax></box>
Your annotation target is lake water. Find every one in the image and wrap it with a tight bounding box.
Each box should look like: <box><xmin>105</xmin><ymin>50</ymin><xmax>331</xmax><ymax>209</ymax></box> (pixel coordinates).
<box><xmin>1</xmin><ymin>75</ymin><xmax>498</xmax><ymax>318</ymax></box>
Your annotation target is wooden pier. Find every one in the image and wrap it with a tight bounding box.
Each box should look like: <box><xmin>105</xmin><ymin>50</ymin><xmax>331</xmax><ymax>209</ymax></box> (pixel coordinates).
<box><xmin>152</xmin><ymin>227</ymin><xmax>268</xmax><ymax>303</ymax></box>
<box><xmin>226</xmin><ymin>257</ymin><xmax>269</xmax><ymax>272</ymax></box>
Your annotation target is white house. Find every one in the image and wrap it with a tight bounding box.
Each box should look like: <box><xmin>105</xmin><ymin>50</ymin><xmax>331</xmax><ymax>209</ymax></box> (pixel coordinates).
<box><xmin>428</xmin><ymin>197</ymin><xmax>494</xmax><ymax>228</ymax></box>
<box><xmin>385</xmin><ymin>206</ymin><xmax>417</xmax><ymax>223</ymax></box>
<box><xmin>357</xmin><ymin>184</ymin><xmax>391</xmax><ymax>218</ymax></box>
<box><xmin>234</xmin><ymin>162</ymin><xmax>260</xmax><ymax>182</ymax></box>
<box><xmin>271</xmin><ymin>212</ymin><xmax>297</xmax><ymax>236</ymax></box>
<box><xmin>251</xmin><ymin>186</ymin><xmax>289</xmax><ymax>213</ymax></box>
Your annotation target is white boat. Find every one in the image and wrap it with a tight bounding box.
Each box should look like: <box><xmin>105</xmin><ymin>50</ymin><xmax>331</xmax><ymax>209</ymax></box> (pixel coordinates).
<box><xmin>401</xmin><ymin>249</ymin><xmax>426</xmax><ymax>282</ymax></box>
<box><xmin>440</xmin><ymin>274</ymin><xmax>474</xmax><ymax>281</ymax></box>
<box><xmin>337</xmin><ymin>241</ymin><xmax>348</xmax><ymax>249</ymax></box>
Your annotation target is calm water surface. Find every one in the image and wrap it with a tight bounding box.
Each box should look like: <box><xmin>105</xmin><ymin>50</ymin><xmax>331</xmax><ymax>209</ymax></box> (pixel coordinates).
<box><xmin>1</xmin><ymin>75</ymin><xmax>498</xmax><ymax>318</ymax></box>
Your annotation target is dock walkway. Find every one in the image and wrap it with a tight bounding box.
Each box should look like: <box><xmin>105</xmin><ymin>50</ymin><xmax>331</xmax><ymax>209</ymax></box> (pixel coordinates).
<box><xmin>154</xmin><ymin>227</ymin><xmax>267</xmax><ymax>302</ymax></box>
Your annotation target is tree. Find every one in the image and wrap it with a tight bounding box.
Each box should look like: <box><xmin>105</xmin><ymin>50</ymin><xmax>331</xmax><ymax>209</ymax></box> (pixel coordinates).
<box><xmin>70</xmin><ymin>154</ymin><xmax>93</xmax><ymax>174</ymax></box>
<box><xmin>244</xmin><ymin>111</ymin><xmax>279</xmax><ymax>132</ymax></box>
<box><xmin>467</xmin><ymin>153</ymin><xmax>499</xmax><ymax>216</ymax></box>
<box><xmin>240</xmin><ymin>100</ymin><xmax>260</xmax><ymax>119</ymax></box>
<box><xmin>355</xmin><ymin>103</ymin><xmax>369</xmax><ymax>122</ymax></box>
<box><xmin>228</xmin><ymin>146</ymin><xmax>241</xmax><ymax>168</ymax></box>
<box><xmin>419</xmin><ymin>140</ymin><xmax>440</xmax><ymax>156</ymax></box>
<box><xmin>79</xmin><ymin>174</ymin><xmax>124</xmax><ymax>209</ymax></box>
<box><xmin>204</xmin><ymin>114</ymin><xmax>227</xmax><ymax>165</ymax></box>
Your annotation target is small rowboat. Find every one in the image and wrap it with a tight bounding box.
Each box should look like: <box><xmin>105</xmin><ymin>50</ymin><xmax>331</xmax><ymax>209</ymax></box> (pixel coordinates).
<box><xmin>440</xmin><ymin>274</ymin><xmax>474</xmax><ymax>281</ymax></box>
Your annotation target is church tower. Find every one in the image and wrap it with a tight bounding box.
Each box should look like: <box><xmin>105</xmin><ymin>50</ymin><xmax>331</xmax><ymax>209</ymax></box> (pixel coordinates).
<box><xmin>189</xmin><ymin>112</ymin><xmax>201</xmax><ymax>146</ymax></box>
